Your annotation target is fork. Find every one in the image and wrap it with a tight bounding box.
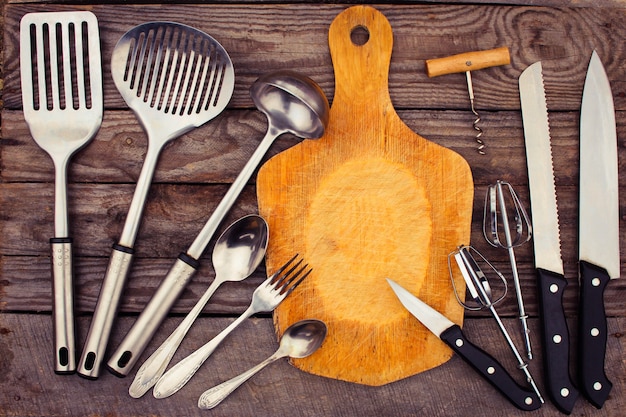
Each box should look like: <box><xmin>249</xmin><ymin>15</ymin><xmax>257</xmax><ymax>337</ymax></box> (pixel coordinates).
<box><xmin>152</xmin><ymin>254</ymin><xmax>311</xmax><ymax>399</ymax></box>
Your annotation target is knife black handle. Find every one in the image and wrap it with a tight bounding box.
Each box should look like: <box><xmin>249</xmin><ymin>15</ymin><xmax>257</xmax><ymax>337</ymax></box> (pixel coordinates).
<box><xmin>536</xmin><ymin>267</ymin><xmax>579</xmax><ymax>414</ymax></box>
<box><xmin>578</xmin><ymin>260</ymin><xmax>612</xmax><ymax>408</ymax></box>
<box><xmin>440</xmin><ymin>325</ymin><xmax>541</xmax><ymax>411</ymax></box>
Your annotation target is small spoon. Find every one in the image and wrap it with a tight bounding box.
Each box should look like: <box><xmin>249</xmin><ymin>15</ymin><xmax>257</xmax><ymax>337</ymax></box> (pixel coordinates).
<box><xmin>197</xmin><ymin>319</ymin><xmax>327</xmax><ymax>409</ymax></box>
<box><xmin>127</xmin><ymin>215</ymin><xmax>268</xmax><ymax>398</ymax></box>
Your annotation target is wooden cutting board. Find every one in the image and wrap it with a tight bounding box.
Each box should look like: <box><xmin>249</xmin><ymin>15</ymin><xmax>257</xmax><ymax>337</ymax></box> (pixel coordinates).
<box><xmin>256</xmin><ymin>5</ymin><xmax>474</xmax><ymax>386</ymax></box>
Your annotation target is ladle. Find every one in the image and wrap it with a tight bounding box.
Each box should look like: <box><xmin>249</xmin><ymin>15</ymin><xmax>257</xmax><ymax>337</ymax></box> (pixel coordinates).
<box><xmin>198</xmin><ymin>319</ymin><xmax>327</xmax><ymax>409</ymax></box>
<box><xmin>108</xmin><ymin>214</ymin><xmax>267</xmax><ymax>384</ymax></box>
<box><xmin>126</xmin><ymin>70</ymin><xmax>329</xmax><ymax>396</ymax></box>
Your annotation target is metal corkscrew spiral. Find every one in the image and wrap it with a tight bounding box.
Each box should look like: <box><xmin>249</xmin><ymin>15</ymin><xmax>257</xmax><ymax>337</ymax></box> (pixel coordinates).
<box><xmin>425</xmin><ymin>47</ymin><xmax>511</xmax><ymax>155</ymax></box>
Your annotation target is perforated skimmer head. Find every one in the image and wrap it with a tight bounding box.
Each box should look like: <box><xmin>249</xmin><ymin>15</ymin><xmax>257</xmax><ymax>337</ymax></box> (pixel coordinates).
<box><xmin>111</xmin><ymin>21</ymin><xmax>234</xmax><ymax>143</ymax></box>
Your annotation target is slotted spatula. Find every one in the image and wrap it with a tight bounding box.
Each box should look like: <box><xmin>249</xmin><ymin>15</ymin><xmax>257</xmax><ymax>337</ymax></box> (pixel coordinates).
<box><xmin>20</xmin><ymin>11</ymin><xmax>103</xmax><ymax>374</ymax></box>
<box><xmin>78</xmin><ymin>22</ymin><xmax>234</xmax><ymax>378</ymax></box>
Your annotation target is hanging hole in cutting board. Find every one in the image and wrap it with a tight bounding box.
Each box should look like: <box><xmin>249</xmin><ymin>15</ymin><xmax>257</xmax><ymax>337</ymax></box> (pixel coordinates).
<box><xmin>350</xmin><ymin>25</ymin><xmax>369</xmax><ymax>46</ymax></box>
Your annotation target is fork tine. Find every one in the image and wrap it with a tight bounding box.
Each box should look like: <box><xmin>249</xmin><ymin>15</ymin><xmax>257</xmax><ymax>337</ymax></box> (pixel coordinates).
<box><xmin>281</xmin><ymin>266</ymin><xmax>312</xmax><ymax>296</ymax></box>
<box><xmin>268</xmin><ymin>255</ymin><xmax>311</xmax><ymax>296</ymax></box>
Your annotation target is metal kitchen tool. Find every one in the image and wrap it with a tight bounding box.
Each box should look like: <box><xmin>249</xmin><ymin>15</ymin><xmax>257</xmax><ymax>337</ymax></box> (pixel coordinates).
<box><xmin>483</xmin><ymin>180</ymin><xmax>533</xmax><ymax>360</ymax></box>
<box><xmin>449</xmin><ymin>246</ymin><xmax>543</xmax><ymax>403</ymax></box>
<box><xmin>125</xmin><ymin>215</ymin><xmax>268</xmax><ymax>397</ymax></box>
<box><xmin>20</xmin><ymin>10</ymin><xmax>103</xmax><ymax>374</ymax></box>
<box><xmin>198</xmin><ymin>319</ymin><xmax>327</xmax><ymax>409</ymax></box>
<box><xmin>519</xmin><ymin>61</ymin><xmax>579</xmax><ymax>414</ymax></box>
<box><xmin>578</xmin><ymin>50</ymin><xmax>619</xmax><ymax>409</ymax></box>
<box><xmin>109</xmin><ymin>215</ymin><xmax>268</xmax><ymax>382</ymax></box>
<box><xmin>426</xmin><ymin>47</ymin><xmax>510</xmax><ymax>154</ymax></box>
<box><xmin>387</xmin><ymin>279</ymin><xmax>542</xmax><ymax>411</ymax></box>
<box><xmin>78</xmin><ymin>22</ymin><xmax>234</xmax><ymax>378</ymax></box>
<box><xmin>153</xmin><ymin>254</ymin><xmax>311</xmax><ymax>399</ymax></box>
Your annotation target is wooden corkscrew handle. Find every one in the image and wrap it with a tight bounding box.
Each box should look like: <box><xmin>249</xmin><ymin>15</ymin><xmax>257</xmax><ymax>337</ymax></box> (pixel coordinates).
<box><xmin>426</xmin><ymin>47</ymin><xmax>510</xmax><ymax>77</ymax></box>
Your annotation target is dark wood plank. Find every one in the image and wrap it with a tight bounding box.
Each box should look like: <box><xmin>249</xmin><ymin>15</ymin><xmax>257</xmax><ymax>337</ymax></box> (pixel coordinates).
<box><xmin>0</xmin><ymin>314</ymin><xmax>624</xmax><ymax>417</ymax></box>
<box><xmin>3</xmin><ymin>4</ymin><xmax>626</xmax><ymax>112</ymax></box>
<box><xmin>4</xmin><ymin>108</ymin><xmax>626</xmax><ymax>185</ymax></box>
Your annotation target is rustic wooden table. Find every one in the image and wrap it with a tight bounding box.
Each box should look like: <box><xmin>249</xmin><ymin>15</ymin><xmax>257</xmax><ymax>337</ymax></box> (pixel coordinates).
<box><xmin>1</xmin><ymin>1</ymin><xmax>624</xmax><ymax>416</ymax></box>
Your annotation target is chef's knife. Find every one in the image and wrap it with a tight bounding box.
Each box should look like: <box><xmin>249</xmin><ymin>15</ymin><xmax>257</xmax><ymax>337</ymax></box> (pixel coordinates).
<box><xmin>519</xmin><ymin>61</ymin><xmax>579</xmax><ymax>414</ymax></box>
<box><xmin>386</xmin><ymin>279</ymin><xmax>541</xmax><ymax>411</ymax></box>
<box><xmin>578</xmin><ymin>50</ymin><xmax>619</xmax><ymax>409</ymax></box>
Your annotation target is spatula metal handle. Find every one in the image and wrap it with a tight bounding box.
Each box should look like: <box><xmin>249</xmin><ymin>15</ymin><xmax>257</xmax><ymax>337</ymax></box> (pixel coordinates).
<box><xmin>50</xmin><ymin>238</ymin><xmax>76</xmax><ymax>374</ymax></box>
<box><xmin>78</xmin><ymin>244</ymin><xmax>134</xmax><ymax>378</ymax></box>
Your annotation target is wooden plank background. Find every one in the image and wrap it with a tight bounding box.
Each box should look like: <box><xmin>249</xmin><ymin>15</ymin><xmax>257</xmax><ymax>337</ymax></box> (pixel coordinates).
<box><xmin>1</xmin><ymin>1</ymin><xmax>624</xmax><ymax>416</ymax></box>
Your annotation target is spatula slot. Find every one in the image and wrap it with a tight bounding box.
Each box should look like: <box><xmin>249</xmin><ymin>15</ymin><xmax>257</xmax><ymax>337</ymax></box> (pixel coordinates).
<box><xmin>24</xmin><ymin>20</ymin><xmax>94</xmax><ymax>112</ymax></box>
<box><xmin>123</xmin><ymin>24</ymin><xmax>228</xmax><ymax>117</ymax></box>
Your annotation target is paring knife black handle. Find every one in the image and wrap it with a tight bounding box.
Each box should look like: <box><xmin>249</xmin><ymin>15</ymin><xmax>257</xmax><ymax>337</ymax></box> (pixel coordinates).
<box><xmin>440</xmin><ymin>325</ymin><xmax>541</xmax><ymax>411</ymax></box>
<box><xmin>578</xmin><ymin>260</ymin><xmax>612</xmax><ymax>409</ymax></box>
<box><xmin>536</xmin><ymin>267</ymin><xmax>579</xmax><ymax>414</ymax></box>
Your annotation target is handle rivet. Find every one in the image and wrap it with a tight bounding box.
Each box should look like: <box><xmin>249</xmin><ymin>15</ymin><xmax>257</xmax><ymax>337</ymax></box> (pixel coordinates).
<box><xmin>592</xmin><ymin>277</ymin><xmax>601</xmax><ymax>287</ymax></box>
<box><xmin>524</xmin><ymin>397</ymin><xmax>533</xmax><ymax>405</ymax></box>
<box><xmin>591</xmin><ymin>327</ymin><xmax>600</xmax><ymax>337</ymax></box>
<box><xmin>552</xmin><ymin>334</ymin><xmax>562</xmax><ymax>344</ymax></box>
<box><xmin>455</xmin><ymin>338</ymin><xmax>464</xmax><ymax>347</ymax></box>
<box><xmin>549</xmin><ymin>283</ymin><xmax>559</xmax><ymax>293</ymax></box>
<box><xmin>487</xmin><ymin>366</ymin><xmax>495</xmax><ymax>375</ymax></box>
<box><xmin>593</xmin><ymin>382</ymin><xmax>602</xmax><ymax>391</ymax></box>
<box><xmin>560</xmin><ymin>387</ymin><xmax>570</xmax><ymax>397</ymax></box>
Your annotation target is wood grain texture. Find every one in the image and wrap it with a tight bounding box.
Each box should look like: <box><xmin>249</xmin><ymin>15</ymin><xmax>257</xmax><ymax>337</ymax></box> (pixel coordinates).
<box><xmin>0</xmin><ymin>314</ymin><xmax>624</xmax><ymax>417</ymax></box>
<box><xmin>3</xmin><ymin>4</ymin><xmax>626</xmax><ymax>112</ymax></box>
<box><xmin>257</xmin><ymin>6</ymin><xmax>474</xmax><ymax>386</ymax></box>
<box><xmin>1</xmin><ymin>1</ymin><xmax>625</xmax><ymax>416</ymax></box>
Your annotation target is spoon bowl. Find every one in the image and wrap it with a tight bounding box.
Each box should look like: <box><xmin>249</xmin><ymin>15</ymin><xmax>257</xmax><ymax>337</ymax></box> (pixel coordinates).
<box><xmin>108</xmin><ymin>215</ymin><xmax>267</xmax><ymax>385</ymax></box>
<box><xmin>198</xmin><ymin>319</ymin><xmax>327</xmax><ymax>409</ymax></box>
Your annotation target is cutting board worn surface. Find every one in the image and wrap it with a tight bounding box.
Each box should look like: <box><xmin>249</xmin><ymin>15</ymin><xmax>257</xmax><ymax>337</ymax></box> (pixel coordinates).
<box><xmin>256</xmin><ymin>5</ymin><xmax>474</xmax><ymax>386</ymax></box>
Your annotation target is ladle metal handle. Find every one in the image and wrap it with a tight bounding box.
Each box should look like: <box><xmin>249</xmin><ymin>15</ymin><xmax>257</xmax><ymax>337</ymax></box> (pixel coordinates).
<box><xmin>107</xmin><ymin>254</ymin><xmax>198</xmax><ymax>378</ymax></box>
<box><xmin>187</xmin><ymin>126</ymin><xmax>280</xmax><ymax>258</ymax></box>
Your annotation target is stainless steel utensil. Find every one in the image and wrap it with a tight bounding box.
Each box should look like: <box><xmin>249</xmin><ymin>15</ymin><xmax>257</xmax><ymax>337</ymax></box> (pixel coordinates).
<box><xmin>198</xmin><ymin>319</ymin><xmax>326</xmax><ymax>409</ymax></box>
<box><xmin>483</xmin><ymin>180</ymin><xmax>533</xmax><ymax>359</ymax></box>
<box><xmin>136</xmin><ymin>72</ymin><xmax>328</xmax><ymax>335</ymax></box>
<box><xmin>449</xmin><ymin>246</ymin><xmax>543</xmax><ymax>403</ymax></box>
<box><xmin>153</xmin><ymin>254</ymin><xmax>311</xmax><ymax>398</ymax></box>
<box><xmin>78</xmin><ymin>22</ymin><xmax>234</xmax><ymax>378</ymax></box>
<box><xmin>117</xmin><ymin>215</ymin><xmax>268</xmax><ymax>393</ymax></box>
<box><xmin>120</xmin><ymin>70</ymin><xmax>328</xmax><ymax>390</ymax></box>
<box><xmin>20</xmin><ymin>10</ymin><xmax>103</xmax><ymax>374</ymax></box>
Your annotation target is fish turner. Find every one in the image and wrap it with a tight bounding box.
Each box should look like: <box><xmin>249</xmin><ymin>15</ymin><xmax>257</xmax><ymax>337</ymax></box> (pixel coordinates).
<box><xmin>78</xmin><ymin>22</ymin><xmax>234</xmax><ymax>378</ymax></box>
<box><xmin>20</xmin><ymin>11</ymin><xmax>103</xmax><ymax>374</ymax></box>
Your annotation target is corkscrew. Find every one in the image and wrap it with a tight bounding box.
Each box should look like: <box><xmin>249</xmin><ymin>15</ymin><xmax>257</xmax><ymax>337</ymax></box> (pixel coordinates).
<box><xmin>426</xmin><ymin>47</ymin><xmax>511</xmax><ymax>155</ymax></box>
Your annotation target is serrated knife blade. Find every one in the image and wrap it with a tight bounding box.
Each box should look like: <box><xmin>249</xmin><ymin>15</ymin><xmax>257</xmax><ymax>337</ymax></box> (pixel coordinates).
<box><xmin>577</xmin><ymin>50</ymin><xmax>619</xmax><ymax>409</ymax></box>
<box><xmin>519</xmin><ymin>61</ymin><xmax>579</xmax><ymax>414</ymax></box>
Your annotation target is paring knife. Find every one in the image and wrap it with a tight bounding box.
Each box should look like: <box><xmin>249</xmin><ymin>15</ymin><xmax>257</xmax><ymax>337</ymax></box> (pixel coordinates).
<box><xmin>578</xmin><ymin>50</ymin><xmax>619</xmax><ymax>409</ymax></box>
<box><xmin>519</xmin><ymin>61</ymin><xmax>579</xmax><ymax>414</ymax></box>
<box><xmin>386</xmin><ymin>279</ymin><xmax>542</xmax><ymax>411</ymax></box>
